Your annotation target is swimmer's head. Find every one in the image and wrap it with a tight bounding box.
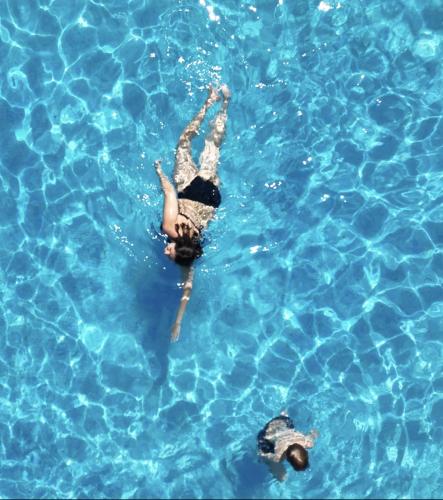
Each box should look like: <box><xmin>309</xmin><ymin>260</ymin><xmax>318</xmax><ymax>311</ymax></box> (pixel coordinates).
<box><xmin>165</xmin><ymin>223</ymin><xmax>202</xmax><ymax>266</ymax></box>
<box><xmin>286</xmin><ymin>443</ymin><xmax>309</xmax><ymax>471</ymax></box>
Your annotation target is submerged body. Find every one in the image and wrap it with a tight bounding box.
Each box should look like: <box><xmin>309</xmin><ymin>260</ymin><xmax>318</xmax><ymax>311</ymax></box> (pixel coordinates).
<box><xmin>257</xmin><ymin>413</ymin><xmax>317</xmax><ymax>481</ymax></box>
<box><xmin>176</xmin><ymin>176</ymin><xmax>221</xmax><ymax>232</ymax></box>
<box><xmin>155</xmin><ymin>85</ymin><xmax>230</xmax><ymax>341</ymax></box>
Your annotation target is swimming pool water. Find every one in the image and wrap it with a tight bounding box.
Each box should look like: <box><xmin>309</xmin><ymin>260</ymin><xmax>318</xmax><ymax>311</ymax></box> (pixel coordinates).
<box><xmin>1</xmin><ymin>0</ymin><xmax>443</xmax><ymax>497</ymax></box>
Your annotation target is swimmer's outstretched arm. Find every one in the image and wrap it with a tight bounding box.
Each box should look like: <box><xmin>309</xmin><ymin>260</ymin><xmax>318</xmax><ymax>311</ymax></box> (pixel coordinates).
<box><xmin>155</xmin><ymin>160</ymin><xmax>178</xmax><ymax>239</ymax></box>
<box><xmin>259</xmin><ymin>454</ymin><xmax>287</xmax><ymax>481</ymax></box>
<box><xmin>259</xmin><ymin>450</ymin><xmax>280</xmax><ymax>463</ymax></box>
<box><xmin>267</xmin><ymin>460</ymin><xmax>287</xmax><ymax>482</ymax></box>
<box><xmin>171</xmin><ymin>266</ymin><xmax>194</xmax><ymax>342</ymax></box>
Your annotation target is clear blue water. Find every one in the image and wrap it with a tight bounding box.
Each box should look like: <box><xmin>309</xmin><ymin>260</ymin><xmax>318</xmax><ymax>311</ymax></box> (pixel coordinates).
<box><xmin>1</xmin><ymin>0</ymin><xmax>443</xmax><ymax>497</ymax></box>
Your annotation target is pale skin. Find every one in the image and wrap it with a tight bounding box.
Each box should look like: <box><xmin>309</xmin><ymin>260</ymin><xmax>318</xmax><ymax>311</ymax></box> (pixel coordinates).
<box><xmin>154</xmin><ymin>160</ymin><xmax>196</xmax><ymax>342</ymax></box>
<box><xmin>154</xmin><ymin>84</ymin><xmax>230</xmax><ymax>341</ymax></box>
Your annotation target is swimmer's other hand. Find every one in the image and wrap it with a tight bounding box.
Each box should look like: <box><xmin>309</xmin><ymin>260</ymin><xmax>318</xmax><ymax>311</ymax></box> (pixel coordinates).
<box><xmin>171</xmin><ymin>322</ymin><xmax>181</xmax><ymax>342</ymax></box>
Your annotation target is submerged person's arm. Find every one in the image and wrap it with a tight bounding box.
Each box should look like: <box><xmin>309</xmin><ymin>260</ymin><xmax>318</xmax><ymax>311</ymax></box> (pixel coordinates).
<box><xmin>155</xmin><ymin>160</ymin><xmax>178</xmax><ymax>239</ymax></box>
<box><xmin>171</xmin><ymin>266</ymin><xmax>194</xmax><ymax>342</ymax></box>
<box><xmin>259</xmin><ymin>453</ymin><xmax>287</xmax><ymax>481</ymax></box>
<box><xmin>266</xmin><ymin>460</ymin><xmax>287</xmax><ymax>482</ymax></box>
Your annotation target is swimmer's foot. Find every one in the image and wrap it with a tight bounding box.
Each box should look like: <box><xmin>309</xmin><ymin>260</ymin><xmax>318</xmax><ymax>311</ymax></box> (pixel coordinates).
<box><xmin>220</xmin><ymin>84</ymin><xmax>231</xmax><ymax>112</ymax></box>
<box><xmin>220</xmin><ymin>84</ymin><xmax>231</xmax><ymax>101</ymax></box>
<box><xmin>207</xmin><ymin>85</ymin><xmax>221</xmax><ymax>106</ymax></box>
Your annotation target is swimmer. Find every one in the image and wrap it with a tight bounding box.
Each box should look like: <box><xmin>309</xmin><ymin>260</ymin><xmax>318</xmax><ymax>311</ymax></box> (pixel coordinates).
<box><xmin>257</xmin><ymin>412</ymin><xmax>318</xmax><ymax>481</ymax></box>
<box><xmin>154</xmin><ymin>84</ymin><xmax>231</xmax><ymax>342</ymax></box>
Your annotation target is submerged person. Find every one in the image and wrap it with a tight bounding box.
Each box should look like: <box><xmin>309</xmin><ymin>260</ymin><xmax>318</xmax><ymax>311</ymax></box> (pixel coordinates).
<box><xmin>257</xmin><ymin>412</ymin><xmax>318</xmax><ymax>481</ymax></box>
<box><xmin>154</xmin><ymin>84</ymin><xmax>231</xmax><ymax>341</ymax></box>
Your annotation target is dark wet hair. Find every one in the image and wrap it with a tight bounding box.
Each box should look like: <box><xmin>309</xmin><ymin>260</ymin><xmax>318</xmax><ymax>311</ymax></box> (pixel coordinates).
<box><xmin>173</xmin><ymin>223</ymin><xmax>203</xmax><ymax>266</ymax></box>
<box><xmin>286</xmin><ymin>443</ymin><xmax>309</xmax><ymax>471</ymax></box>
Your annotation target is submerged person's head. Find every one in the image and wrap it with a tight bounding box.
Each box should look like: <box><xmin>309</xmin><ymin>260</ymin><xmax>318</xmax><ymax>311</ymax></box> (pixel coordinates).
<box><xmin>286</xmin><ymin>443</ymin><xmax>309</xmax><ymax>471</ymax></box>
<box><xmin>164</xmin><ymin>223</ymin><xmax>202</xmax><ymax>266</ymax></box>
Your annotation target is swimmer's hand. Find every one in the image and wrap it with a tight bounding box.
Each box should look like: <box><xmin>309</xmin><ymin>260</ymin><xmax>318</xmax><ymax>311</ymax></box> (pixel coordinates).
<box><xmin>266</xmin><ymin>460</ymin><xmax>287</xmax><ymax>482</ymax></box>
<box><xmin>170</xmin><ymin>268</ymin><xmax>193</xmax><ymax>343</ymax></box>
<box><xmin>154</xmin><ymin>160</ymin><xmax>175</xmax><ymax>198</ymax></box>
<box><xmin>154</xmin><ymin>159</ymin><xmax>162</xmax><ymax>175</ymax></box>
<box><xmin>171</xmin><ymin>322</ymin><xmax>181</xmax><ymax>342</ymax></box>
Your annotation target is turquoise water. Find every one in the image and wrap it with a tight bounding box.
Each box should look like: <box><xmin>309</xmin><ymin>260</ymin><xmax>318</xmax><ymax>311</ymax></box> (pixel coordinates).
<box><xmin>1</xmin><ymin>0</ymin><xmax>443</xmax><ymax>497</ymax></box>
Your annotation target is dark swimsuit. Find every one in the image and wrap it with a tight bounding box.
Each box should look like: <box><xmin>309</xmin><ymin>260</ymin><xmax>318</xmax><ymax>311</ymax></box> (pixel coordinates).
<box><xmin>160</xmin><ymin>176</ymin><xmax>221</xmax><ymax>237</ymax></box>
<box><xmin>177</xmin><ymin>176</ymin><xmax>221</xmax><ymax>208</ymax></box>
<box><xmin>257</xmin><ymin>416</ymin><xmax>295</xmax><ymax>454</ymax></box>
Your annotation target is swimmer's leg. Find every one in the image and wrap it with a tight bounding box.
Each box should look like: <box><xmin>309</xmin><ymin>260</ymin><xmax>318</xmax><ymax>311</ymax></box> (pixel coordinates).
<box><xmin>174</xmin><ymin>86</ymin><xmax>220</xmax><ymax>192</ymax></box>
<box><xmin>198</xmin><ymin>85</ymin><xmax>230</xmax><ymax>186</ymax></box>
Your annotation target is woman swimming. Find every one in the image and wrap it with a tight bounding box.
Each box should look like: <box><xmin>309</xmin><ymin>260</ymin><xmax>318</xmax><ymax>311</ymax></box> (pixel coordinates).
<box><xmin>154</xmin><ymin>84</ymin><xmax>230</xmax><ymax>341</ymax></box>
